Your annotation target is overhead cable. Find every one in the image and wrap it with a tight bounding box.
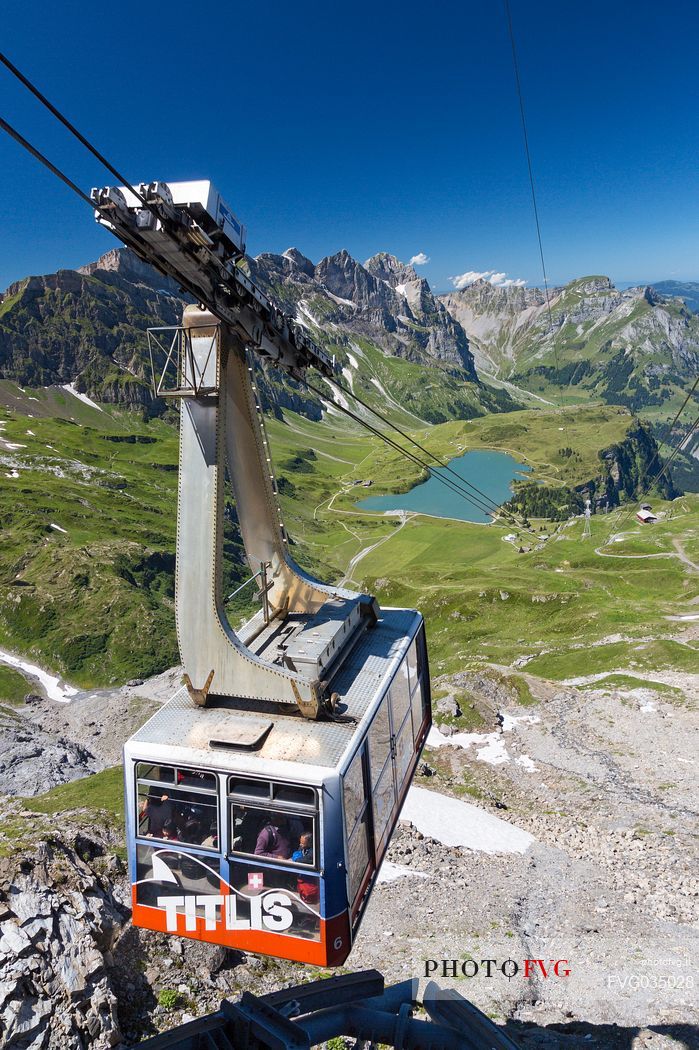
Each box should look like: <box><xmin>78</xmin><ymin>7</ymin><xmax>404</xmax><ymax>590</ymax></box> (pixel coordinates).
<box><xmin>608</xmin><ymin>409</ymin><xmax>699</xmax><ymax>539</ymax></box>
<box><xmin>0</xmin><ymin>50</ymin><xmax>159</xmax><ymax>219</ymax></box>
<box><xmin>604</xmin><ymin>375</ymin><xmax>699</xmax><ymax>539</ymax></box>
<box><xmin>327</xmin><ymin>374</ymin><xmax>510</xmax><ymax>519</ymax></box>
<box><xmin>0</xmin><ymin>59</ymin><xmax>538</xmax><ymax>537</ymax></box>
<box><xmin>629</xmin><ymin>373</ymin><xmax>699</xmax><ymax>497</ymax></box>
<box><xmin>326</xmin><ymin>375</ymin><xmax>542</xmax><ymax>535</ymax></box>
<box><xmin>503</xmin><ymin>0</ymin><xmax>553</xmax><ymax>333</ymax></box>
<box><xmin>0</xmin><ymin>115</ymin><xmax>95</xmax><ymax>208</ymax></box>
<box><xmin>306</xmin><ymin>377</ymin><xmax>528</xmax><ymax>527</ymax></box>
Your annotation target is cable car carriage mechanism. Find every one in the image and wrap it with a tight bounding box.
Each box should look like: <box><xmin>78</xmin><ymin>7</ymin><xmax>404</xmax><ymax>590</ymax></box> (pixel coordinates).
<box><xmin>93</xmin><ymin>181</ymin><xmax>432</xmax><ymax>967</ymax></box>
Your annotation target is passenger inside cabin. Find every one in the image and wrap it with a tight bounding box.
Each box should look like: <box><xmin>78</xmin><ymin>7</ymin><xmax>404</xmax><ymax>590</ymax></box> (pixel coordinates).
<box><xmin>292</xmin><ymin>832</ymin><xmax>319</xmax><ymax>916</ymax></box>
<box><xmin>232</xmin><ymin>806</ymin><xmax>259</xmax><ymax>854</ymax></box>
<box><xmin>254</xmin><ymin>813</ymin><xmax>292</xmax><ymax>859</ymax></box>
<box><xmin>181</xmin><ymin>817</ymin><xmax>203</xmax><ymax>844</ymax></box>
<box><xmin>139</xmin><ymin>791</ymin><xmax>173</xmax><ymax>837</ymax></box>
<box><xmin>161</xmin><ymin>819</ymin><xmax>179</xmax><ymax>842</ymax></box>
<box><xmin>292</xmin><ymin>831</ymin><xmax>314</xmax><ymax>866</ymax></box>
<box><xmin>201</xmin><ymin>827</ymin><xmax>218</xmax><ymax>850</ymax></box>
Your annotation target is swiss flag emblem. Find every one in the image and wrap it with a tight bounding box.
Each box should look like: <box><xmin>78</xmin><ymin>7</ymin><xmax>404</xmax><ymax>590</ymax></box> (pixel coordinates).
<box><xmin>248</xmin><ymin>872</ymin><xmax>264</xmax><ymax>891</ymax></box>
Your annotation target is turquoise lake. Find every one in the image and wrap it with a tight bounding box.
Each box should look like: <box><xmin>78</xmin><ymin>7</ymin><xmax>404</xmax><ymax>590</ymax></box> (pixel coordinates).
<box><xmin>356</xmin><ymin>449</ymin><xmax>531</xmax><ymax>524</ymax></box>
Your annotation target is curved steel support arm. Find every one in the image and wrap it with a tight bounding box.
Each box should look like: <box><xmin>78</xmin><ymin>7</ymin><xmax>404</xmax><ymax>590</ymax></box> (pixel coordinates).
<box><xmin>174</xmin><ymin>307</ymin><xmax>362</xmax><ymax>717</ymax></box>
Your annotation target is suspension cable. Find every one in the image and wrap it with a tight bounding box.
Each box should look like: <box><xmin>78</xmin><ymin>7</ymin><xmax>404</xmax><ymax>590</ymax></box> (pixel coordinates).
<box><xmin>0</xmin><ymin>100</ymin><xmax>524</xmax><ymax>530</ymax></box>
<box><xmin>0</xmin><ymin>50</ymin><xmax>160</xmax><ymax>219</ymax></box>
<box><xmin>604</xmin><ymin>376</ymin><xmax>699</xmax><ymax>539</ymax></box>
<box><xmin>0</xmin><ymin>63</ymin><xmax>544</xmax><ymax>539</ymax></box>
<box><xmin>306</xmin><ymin>378</ymin><xmax>526</xmax><ymax>527</ymax></box>
<box><xmin>327</xmin><ymin>374</ymin><xmax>503</xmax><ymax>516</ymax></box>
<box><xmin>607</xmin><ymin>408</ymin><xmax>699</xmax><ymax>540</ymax></box>
<box><xmin>0</xmin><ymin>115</ymin><xmax>95</xmax><ymax>208</ymax></box>
<box><xmin>504</xmin><ymin>0</ymin><xmax>553</xmax><ymax>333</ymax></box>
<box><xmin>312</xmin><ymin>384</ymin><xmax>502</xmax><ymax>522</ymax></box>
<box><xmin>631</xmin><ymin>374</ymin><xmax>698</xmax><ymax>497</ymax></box>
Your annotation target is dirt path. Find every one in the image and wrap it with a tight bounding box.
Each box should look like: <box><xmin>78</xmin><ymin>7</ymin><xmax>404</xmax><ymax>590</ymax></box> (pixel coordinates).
<box><xmin>339</xmin><ymin>510</ymin><xmax>412</xmax><ymax>586</ymax></box>
<box><xmin>673</xmin><ymin>536</ymin><xmax>699</xmax><ymax>572</ymax></box>
<box><xmin>480</xmin><ymin>371</ymin><xmax>557</xmax><ymax>407</ymax></box>
<box><xmin>595</xmin><ymin>533</ymin><xmax>698</xmax><ymax>571</ymax></box>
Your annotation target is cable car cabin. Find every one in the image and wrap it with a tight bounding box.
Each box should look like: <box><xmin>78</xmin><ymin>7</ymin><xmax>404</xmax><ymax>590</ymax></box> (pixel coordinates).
<box><xmin>124</xmin><ymin>612</ymin><xmax>430</xmax><ymax>967</ymax></box>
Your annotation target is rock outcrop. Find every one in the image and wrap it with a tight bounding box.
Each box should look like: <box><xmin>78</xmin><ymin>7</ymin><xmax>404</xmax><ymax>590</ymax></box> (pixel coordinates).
<box><xmin>0</xmin><ymin>822</ymin><xmax>125</xmax><ymax>1049</ymax></box>
<box><xmin>250</xmin><ymin>248</ymin><xmax>477</xmax><ymax>376</ymax></box>
<box><xmin>0</xmin><ymin>710</ymin><xmax>98</xmax><ymax>797</ymax></box>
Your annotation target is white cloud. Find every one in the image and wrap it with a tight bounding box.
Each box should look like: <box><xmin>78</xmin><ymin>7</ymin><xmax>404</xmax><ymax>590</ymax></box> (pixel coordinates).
<box><xmin>450</xmin><ymin>269</ymin><xmax>526</xmax><ymax>290</ymax></box>
<box><xmin>409</xmin><ymin>252</ymin><xmax>430</xmax><ymax>266</ymax></box>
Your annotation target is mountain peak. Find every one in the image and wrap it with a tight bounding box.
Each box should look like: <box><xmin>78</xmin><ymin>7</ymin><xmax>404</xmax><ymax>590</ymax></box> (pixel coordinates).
<box><xmin>567</xmin><ymin>275</ymin><xmax>614</xmax><ymax>295</ymax></box>
<box><xmin>282</xmin><ymin>247</ymin><xmax>315</xmax><ymax>276</ymax></box>
<box><xmin>364</xmin><ymin>252</ymin><xmax>419</xmax><ymax>288</ymax></box>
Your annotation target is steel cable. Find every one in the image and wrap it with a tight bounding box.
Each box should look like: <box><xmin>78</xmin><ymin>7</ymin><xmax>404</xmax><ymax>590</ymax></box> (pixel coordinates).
<box><xmin>604</xmin><ymin>376</ymin><xmax>699</xmax><ymax>540</ymax></box>
<box><xmin>327</xmin><ymin>375</ymin><xmax>503</xmax><ymax>515</ymax></box>
<box><xmin>0</xmin><ymin>50</ymin><xmax>159</xmax><ymax>220</ymax></box>
<box><xmin>306</xmin><ymin>377</ymin><xmax>530</xmax><ymax>528</ymax></box>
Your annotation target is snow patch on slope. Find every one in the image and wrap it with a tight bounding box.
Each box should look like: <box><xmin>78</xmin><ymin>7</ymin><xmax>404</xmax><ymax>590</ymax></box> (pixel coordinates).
<box><xmin>0</xmin><ymin>649</ymin><xmax>77</xmax><ymax>703</ymax></box>
<box><xmin>377</xmin><ymin>861</ymin><xmax>430</xmax><ymax>883</ymax></box>
<box><xmin>401</xmin><ymin>786</ymin><xmax>534</xmax><ymax>855</ymax></box>
<box><xmin>62</xmin><ymin>383</ymin><xmax>103</xmax><ymax>413</ymax></box>
<box><xmin>427</xmin><ymin>712</ymin><xmax>540</xmax><ymax>771</ymax></box>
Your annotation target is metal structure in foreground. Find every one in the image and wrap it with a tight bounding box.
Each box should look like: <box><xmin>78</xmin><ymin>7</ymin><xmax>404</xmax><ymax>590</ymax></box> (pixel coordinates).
<box><xmin>101</xmin><ymin>182</ymin><xmax>433</xmax><ymax>965</ymax></box>
<box><xmin>137</xmin><ymin>969</ymin><xmax>519</xmax><ymax>1050</ymax></box>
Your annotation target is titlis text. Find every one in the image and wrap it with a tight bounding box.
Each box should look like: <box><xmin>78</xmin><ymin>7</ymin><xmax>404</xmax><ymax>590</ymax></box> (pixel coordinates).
<box><xmin>425</xmin><ymin>958</ymin><xmax>571</xmax><ymax>980</ymax></box>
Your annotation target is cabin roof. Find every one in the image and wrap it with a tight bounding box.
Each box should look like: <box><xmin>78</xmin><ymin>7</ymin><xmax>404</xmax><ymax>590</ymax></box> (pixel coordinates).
<box><xmin>127</xmin><ymin>608</ymin><xmax>419</xmax><ymax>774</ymax></box>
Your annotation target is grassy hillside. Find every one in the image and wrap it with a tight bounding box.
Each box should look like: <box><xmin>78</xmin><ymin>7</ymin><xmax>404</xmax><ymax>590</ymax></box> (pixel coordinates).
<box><xmin>270</xmin><ymin>404</ymin><xmax>697</xmax><ymax>685</ymax></box>
<box><xmin>0</xmin><ymin>382</ymin><xmax>694</xmax><ymax>692</ymax></box>
<box><xmin>349</xmin><ymin>496</ymin><xmax>698</xmax><ymax>680</ymax></box>
<box><xmin>0</xmin><ymin>388</ymin><xmax>252</xmax><ymax>686</ymax></box>
<box><xmin>442</xmin><ymin>276</ymin><xmax>699</xmax><ymax>421</ymax></box>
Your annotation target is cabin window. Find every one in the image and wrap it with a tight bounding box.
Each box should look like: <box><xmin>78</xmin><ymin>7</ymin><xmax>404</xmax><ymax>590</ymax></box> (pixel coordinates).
<box><xmin>342</xmin><ymin>746</ymin><xmax>372</xmax><ymax>909</ymax></box>
<box><xmin>136</xmin><ymin>763</ymin><xmax>219</xmax><ymax>850</ymax></box>
<box><xmin>230</xmin><ymin>805</ymin><xmax>317</xmax><ymax>867</ymax></box>
<box><xmin>228</xmin><ymin>778</ymin><xmax>316</xmax><ymax>808</ymax></box>
<box><xmin>228</xmin><ymin>779</ymin><xmax>318</xmax><ymax>868</ymax></box>
<box><xmin>410</xmin><ymin>682</ymin><xmax>426</xmax><ymax>744</ymax></box>
<box><xmin>136</xmin><ymin>762</ymin><xmax>174</xmax><ymax>784</ymax></box>
<box><xmin>372</xmin><ymin>757</ymin><xmax>395</xmax><ymax>850</ymax></box>
<box><xmin>347</xmin><ymin>813</ymin><xmax>370</xmax><ymax>904</ymax></box>
<box><xmin>228</xmin><ymin>777</ymin><xmax>270</xmax><ymax>800</ymax></box>
<box><xmin>407</xmin><ymin>638</ymin><xmax>418</xmax><ymax>691</ymax></box>
<box><xmin>394</xmin><ymin>709</ymin><xmax>414</xmax><ymax>785</ymax></box>
<box><xmin>367</xmin><ymin>698</ymin><xmax>391</xmax><ymax>791</ymax></box>
<box><xmin>227</xmin><ymin>857</ymin><xmax>321</xmax><ymax>941</ymax></box>
<box><xmin>408</xmin><ymin>626</ymin><xmax>429</xmax><ymax>742</ymax></box>
<box><xmin>273</xmin><ymin>784</ymin><xmax>316</xmax><ymax>807</ymax></box>
<box><xmin>389</xmin><ymin>657</ymin><xmax>411</xmax><ymax>726</ymax></box>
<box><xmin>407</xmin><ymin>626</ymin><xmax>428</xmax><ymax>692</ymax></box>
<box><xmin>343</xmin><ymin>746</ymin><xmax>366</xmax><ymax>834</ymax></box>
<box><xmin>135</xmin><ymin>843</ymin><xmax>221</xmax><ymax>907</ymax></box>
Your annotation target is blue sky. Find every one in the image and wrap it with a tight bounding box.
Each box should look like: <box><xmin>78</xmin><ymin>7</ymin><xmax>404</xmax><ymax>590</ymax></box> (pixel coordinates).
<box><xmin>1</xmin><ymin>0</ymin><xmax>698</xmax><ymax>293</ymax></box>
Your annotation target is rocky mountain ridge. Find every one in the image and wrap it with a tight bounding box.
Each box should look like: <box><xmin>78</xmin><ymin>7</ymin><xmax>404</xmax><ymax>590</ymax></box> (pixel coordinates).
<box><xmin>651</xmin><ymin>279</ymin><xmax>699</xmax><ymax>314</ymax></box>
<box><xmin>0</xmin><ymin>258</ymin><xmax>181</xmax><ymax>411</ymax></box>
<box><xmin>246</xmin><ymin>246</ymin><xmax>520</xmax><ymax>423</ymax></box>
<box><xmin>0</xmin><ymin>247</ymin><xmax>514</xmax><ymax>425</ymax></box>
<box><xmin>249</xmin><ymin>246</ymin><xmax>476</xmax><ymax>374</ymax></box>
<box><xmin>441</xmin><ymin>275</ymin><xmax>699</xmax><ymax>414</ymax></box>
